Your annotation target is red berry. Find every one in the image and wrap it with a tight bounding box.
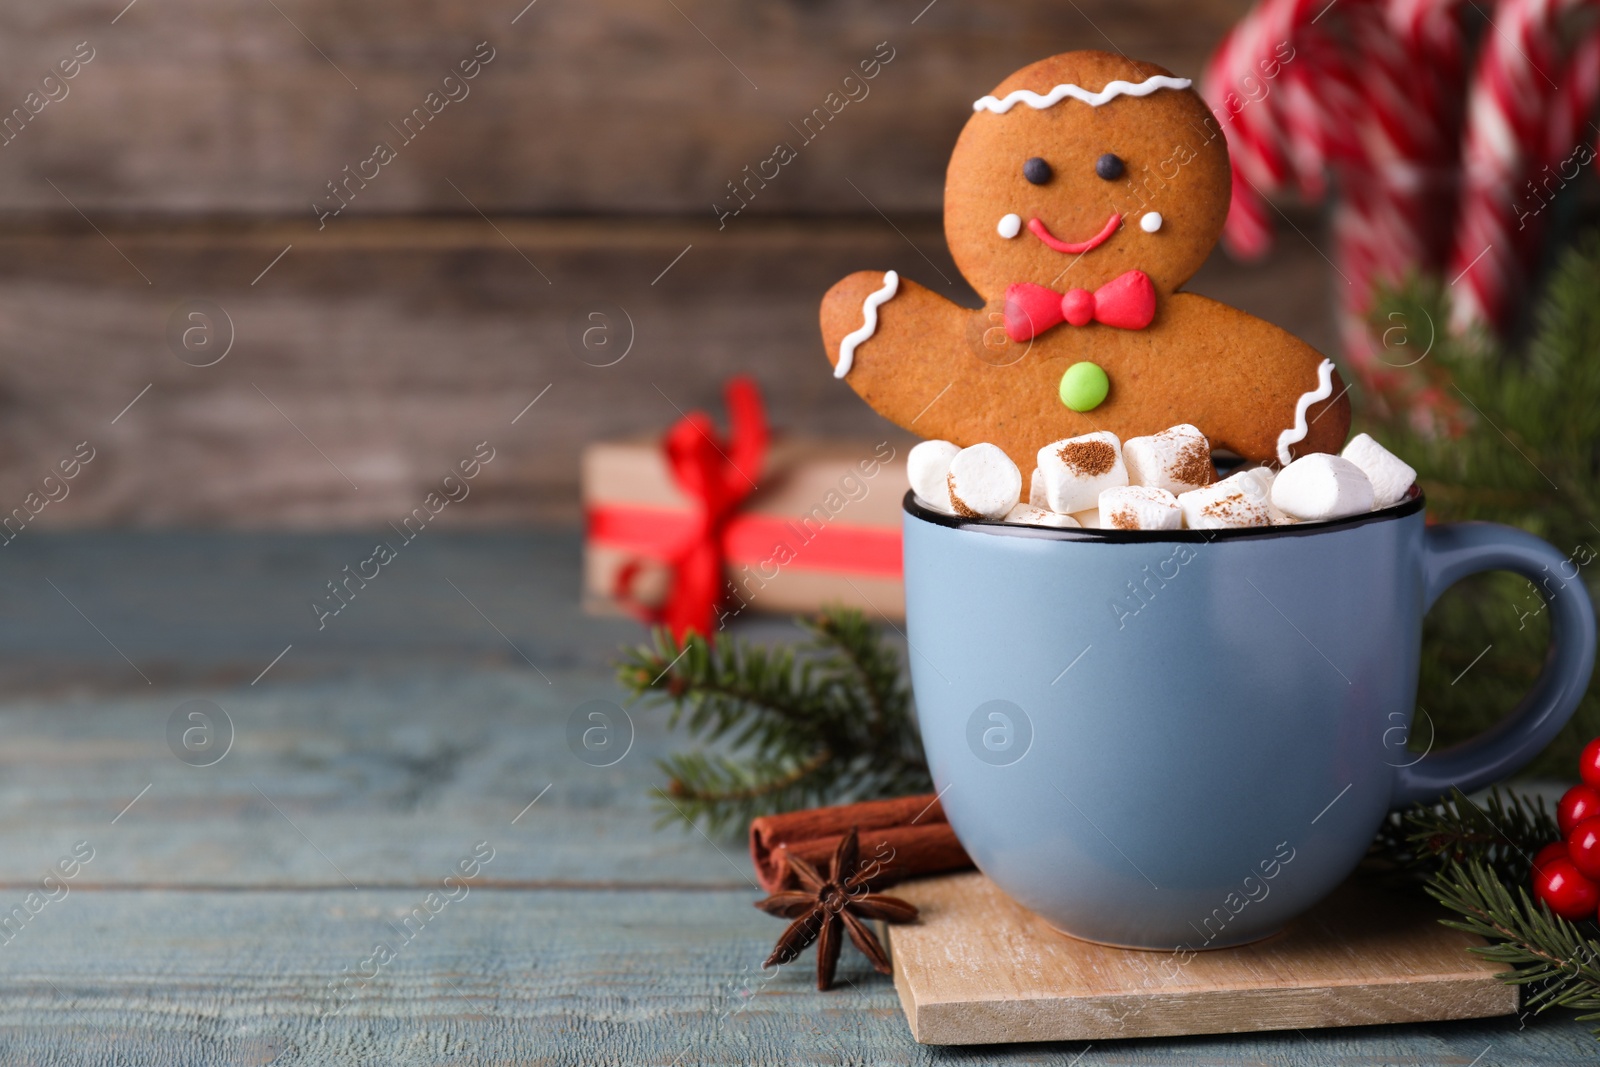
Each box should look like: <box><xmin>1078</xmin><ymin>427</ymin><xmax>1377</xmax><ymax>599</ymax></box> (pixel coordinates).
<box><xmin>1558</xmin><ymin>784</ymin><xmax>1600</xmax><ymax>837</ymax></box>
<box><xmin>1532</xmin><ymin>856</ymin><xmax>1600</xmax><ymax>920</ymax></box>
<box><xmin>1534</xmin><ymin>841</ymin><xmax>1569</xmax><ymax>875</ymax></box>
<box><xmin>1582</xmin><ymin>737</ymin><xmax>1600</xmax><ymax>789</ymax></box>
<box><xmin>1569</xmin><ymin>818</ymin><xmax>1600</xmax><ymax>881</ymax></box>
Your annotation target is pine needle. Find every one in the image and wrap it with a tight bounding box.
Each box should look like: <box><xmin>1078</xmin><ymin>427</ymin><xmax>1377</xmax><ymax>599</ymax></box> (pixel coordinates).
<box><xmin>1372</xmin><ymin>787</ymin><xmax>1600</xmax><ymax>1038</ymax></box>
<box><xmin>615</xmin><ymin>606</ymin><xmax>931</xmax><ymax>836</ymax></box>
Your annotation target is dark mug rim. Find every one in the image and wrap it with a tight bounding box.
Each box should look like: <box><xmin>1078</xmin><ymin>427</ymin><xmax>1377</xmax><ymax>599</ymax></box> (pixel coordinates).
<box><xmin>903</xmin><ymin>487</ymin><xmax>1425</xmax><ymax>543</ymax></box>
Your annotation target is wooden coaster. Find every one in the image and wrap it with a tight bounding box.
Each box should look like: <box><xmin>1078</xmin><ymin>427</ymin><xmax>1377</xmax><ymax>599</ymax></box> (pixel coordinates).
<box><xmin>884</xmin><ymin>872</ymin><xmax>1517</xmax><ymax>1045</ymax></box>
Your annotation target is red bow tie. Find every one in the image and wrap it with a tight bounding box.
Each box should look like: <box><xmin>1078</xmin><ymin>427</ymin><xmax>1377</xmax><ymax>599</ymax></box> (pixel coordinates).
<box><xmin>1003</xmin><ymin>270</ymin><xmax>1157</xmax><ymax>342</ymax></box>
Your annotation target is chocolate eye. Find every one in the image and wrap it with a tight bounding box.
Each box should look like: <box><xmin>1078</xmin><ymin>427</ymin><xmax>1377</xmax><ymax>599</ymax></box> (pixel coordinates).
<box><xmin>1096</xmin><ymin>153</ymin><xmax>1125</xmax><ymax>180</ymax></box>
<box><xmin>1022</xmin><ymin>157</ymin><xmax>1052</xmax><ymax>185</ymax></box>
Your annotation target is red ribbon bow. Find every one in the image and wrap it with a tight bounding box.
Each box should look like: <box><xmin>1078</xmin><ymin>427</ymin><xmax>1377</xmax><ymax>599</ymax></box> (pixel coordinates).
<box><xmin>1003</xmin><ymin>270</ymin><xmax>1157</xmax><ymax>343</ymax></box>
<box><xmin>612</xmin><ymin>376</ymin><xmax>769</xmax><ymax>641</ymax></box>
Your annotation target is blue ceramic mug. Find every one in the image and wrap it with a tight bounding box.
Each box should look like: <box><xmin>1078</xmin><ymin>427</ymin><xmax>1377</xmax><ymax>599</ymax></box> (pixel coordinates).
<box><xmin>902</xmin><ymin>491</ymin><xmax>1596</xmax><ymax>950</ymax></box>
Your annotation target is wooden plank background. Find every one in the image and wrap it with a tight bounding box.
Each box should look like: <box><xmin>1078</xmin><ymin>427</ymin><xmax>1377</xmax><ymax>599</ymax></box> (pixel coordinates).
<box><xmin>0</xmin><ymin>0</ymin><xmax>1256</xmax><ymax>215</ymax></box>
<box><xmin>0</xmin><ymin>529</ymin><xmax>1588</xmax><ymax>1061</ymax></box>
<box><xmin>0</xmin><ymin>0</ymin><xmax>1343</xmax><ymax>527</ymax></box>
<box><xmin>0</xmin><ymin>219</ymin><xmax>1336</xmax><ymax>527</ymax></box>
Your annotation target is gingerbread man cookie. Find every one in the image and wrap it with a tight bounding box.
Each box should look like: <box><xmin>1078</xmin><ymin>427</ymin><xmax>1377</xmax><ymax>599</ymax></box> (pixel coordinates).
<box><xmin>820</xmin><ymin>51</ymin><xmax>1349</xmax><ymax>471</ymax></box>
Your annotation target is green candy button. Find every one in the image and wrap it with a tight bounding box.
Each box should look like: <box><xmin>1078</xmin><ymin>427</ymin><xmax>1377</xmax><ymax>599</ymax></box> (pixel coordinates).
<box><xmin>1059</xmin><ymin>361</ymin><xmax>1109</xmax><ymax>412</ymax></box>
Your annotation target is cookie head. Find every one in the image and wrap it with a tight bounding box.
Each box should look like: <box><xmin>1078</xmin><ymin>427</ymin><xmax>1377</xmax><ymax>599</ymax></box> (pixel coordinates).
<box><xmin>945</xmin><ymin>51</ymin><xmax>1229</xmax><ymax>301</ymax></box>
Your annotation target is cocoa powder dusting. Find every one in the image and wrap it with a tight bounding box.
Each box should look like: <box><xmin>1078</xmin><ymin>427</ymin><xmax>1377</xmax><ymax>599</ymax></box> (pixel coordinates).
<box><xmin>946</xmin><ymin>472</ymin><xmax>979</xmax><ymax>518</ymax></box>
<box><xmin>1200</xmin><ymin>491</ymin><xmax>1261</xmax><ymax>523</ymax></box>
<box><xmin>1057</xmin><ymin>439</ymin><xmax>1116</xmax><ymax>476</ymax></box>
<box><xmin>1171</xmin><ymin>438</ymin><xmax>1215</xmax><ymax>488</ymax></box>
<box><xmin>1110</xmin><ymin>509</ymin><xmax>1138</xmax><ymax>530</ymax></box>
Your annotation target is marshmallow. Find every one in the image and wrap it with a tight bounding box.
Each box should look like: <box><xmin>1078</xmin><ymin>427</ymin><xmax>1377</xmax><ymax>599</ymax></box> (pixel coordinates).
<box><xmin>1179</xmin><ymin>469</ymin><xmax>1281</xmax><ymax>529</ymax></box>
<box><xmin>1224</xmin><ymin>466</ymin><xmax>1294</xmax><ymax>525</ymax></box>
<box><xmin>1123</xmin><ymin>424</ymin><xmax>1215</xmax><ymax>494</ymax></box>
<box><xmin>1099</xmin><ymin>485</ymin><xmax>1182</xmax><ymax>531</ymax></box>
<box><xmin>1037</xmin><ymin>431</ymin><xmax>1128</xmax><ymax>514</ymax></box>
<box><xmin>1004</xmin><ymin>503</ymin><xmax>1082</xmax><ymax>529</ymax></box>
<box><xmin>947</xmin><ymin>443</ymin><xmax>1022</xmax><ymax>519</ymax></box>
<box><xmin>1071</xmin><ymin>508</ymin><xmax>1104</xmax><ymax>529</ymax></box>
<box><xmin>1028</xmin><ymin>468</ymin><xmax>1049</xmax><ymax>508</ymax></box>
<box><xmin>1340</xmin><ymin>433</ymin><xmax>1416</xmax><ymax>509</ymax></box>
<box><xmin>907</xmin><ymin>439</ymin><xmax>961</xmax><ymax>512</ymax></box>
<box><xmin>1271</xmin><ymin>453</ymin><xmax>1376</xmax><ymax>522</ymax></box>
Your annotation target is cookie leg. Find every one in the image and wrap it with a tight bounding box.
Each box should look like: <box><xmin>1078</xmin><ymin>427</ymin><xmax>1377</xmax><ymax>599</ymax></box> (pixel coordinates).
<box><xmin>820</xmin><ymin>271</ymin><xmax>974</xmax><ymax>432</ymax></box>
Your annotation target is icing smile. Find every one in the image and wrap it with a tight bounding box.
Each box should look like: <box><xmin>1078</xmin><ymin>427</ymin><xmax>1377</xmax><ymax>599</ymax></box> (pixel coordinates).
<box><xmin>1028</xmin><ymin>212</ymin><xmax>1121</xmax><ymax>255</ymax></box>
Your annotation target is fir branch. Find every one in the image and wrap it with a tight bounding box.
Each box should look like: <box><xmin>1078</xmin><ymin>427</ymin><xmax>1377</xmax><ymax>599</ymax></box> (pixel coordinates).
<box><xmin>808</xmin><ymin>611</ymin><xmax>894</xmax><ymax>732</ymax></box>
<box><xmin>651</xmin><ymin>749</ymin><xmax>841</xmax><ymax>832</ymax></box>
<box><xmin>661</xmin><ymin>747</ymin><xmax>834</xmax><ymax>805</ymax></box>
<box><xmin>617</xmin><ymin>606</ymin><xmax>931</xmax><ymax>836</ymax></box>
<box><xmin>1374</xmin><ymin>788</ymin><xmax>1600</xmax><ymax>1038</ymax></box>
<box><xmin>617</xmin><ymin>627</ymin><xmax>824</xmax><ymax>758</ymax></box>
<box><xmin>1427</xmin><ymin>860</ymin><xmax>1600</xmax><ymax>1032</ymax></box>
<box><xmin>801</xmin><ymin>609</ymin><xmax>926</xmax><ymax>796</ymax></box>
<box><xmin>1373</xmin><ymin>787</ymin><xmax>1558</xmax><ymax>882</ymax></box>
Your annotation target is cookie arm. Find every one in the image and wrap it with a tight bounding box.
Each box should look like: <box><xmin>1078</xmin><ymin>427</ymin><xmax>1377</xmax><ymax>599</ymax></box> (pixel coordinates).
<box><xmin>1161</xmin><ymin>292</ymin><xmax>1351</xmax><ymax>464</ymax></box>
<box><xmin>820</xmin><ymin>270</ymin><xmax>971</xmax><ymax>426</ymax></box>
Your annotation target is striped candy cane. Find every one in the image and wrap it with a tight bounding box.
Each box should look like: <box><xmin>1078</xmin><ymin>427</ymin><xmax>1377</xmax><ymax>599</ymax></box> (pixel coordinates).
<box><xmin>1446</xmin><ymin>0</ymin><xmax>1597</xmax><ymax>332</ymax></box>
<box><xmin>1211</xmin><ymin>0</ymin><xmax>1600</xmax><ymax>348</ymax></box>
<box><xmin>1332</xmin><ymin>1</ymin><xmax>1467</xmax><ymax>378</ymax></box>
<box><xmin>1207</xmin><ymin>0</ymin><xmax>1468</xmax><ymax>383</ymax></box>
<box><xmin>1203</xmin><ymin>0</ymin><xmax>1336</xmax><ymax>257</ymax></box>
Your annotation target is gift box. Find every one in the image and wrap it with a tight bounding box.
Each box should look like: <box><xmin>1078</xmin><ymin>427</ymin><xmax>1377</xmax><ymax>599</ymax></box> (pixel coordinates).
<box><xmin>582</xmin><ymin>381</ymin><xmax>906</xmax><ymax>633</ymax></box>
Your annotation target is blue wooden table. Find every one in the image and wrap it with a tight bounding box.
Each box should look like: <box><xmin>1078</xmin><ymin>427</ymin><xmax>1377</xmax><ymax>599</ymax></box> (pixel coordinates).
<box><xmin>0</xmin><ymin>530</ymin><xmax>1593</xmax><ymax>1064</ymax></box>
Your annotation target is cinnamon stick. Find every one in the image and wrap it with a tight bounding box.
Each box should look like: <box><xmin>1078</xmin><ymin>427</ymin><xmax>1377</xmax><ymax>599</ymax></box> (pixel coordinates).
<box><xmin>748</xmin><ymin>793</ymin><xmax>973</xmax><ymax>893</ymax></box>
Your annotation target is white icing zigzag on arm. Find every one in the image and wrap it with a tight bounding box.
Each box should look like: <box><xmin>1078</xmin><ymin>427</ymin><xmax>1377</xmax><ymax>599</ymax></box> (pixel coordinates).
<box><xmin>1276</xmin><ymin>358</ymin><xmax>1337</xmax><ymax>466</ymax></box>
<box><xmin>835</xmin><ymin>271</ymin><xmax>899</xmax><ymax>380</ymax></box>
<box><xmin>973</xmin><ymin>76</ymin><xmax>1192</xmax><ymax>114</ymax></box>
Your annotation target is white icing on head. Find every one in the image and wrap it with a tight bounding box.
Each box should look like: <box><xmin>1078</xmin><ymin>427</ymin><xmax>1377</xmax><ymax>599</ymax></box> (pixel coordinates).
<box><xmin>1276</xmin><ymin>359</ymin><xmax>1337</xmax><ymax>466</ymax></box>
<box><xmin>835</xmin><ymin>271</ymin><xmax>899</xmax><ymax>380</ymax></box>
<box><xmin>973</xmin><ymin>75</ymin><xmax>1191</xmax><ymax>114</ymax></box>
<box><xmin>997</xmin><ymin>213</ymin><xmax>1022</xmax><ymax>239</ymax></box>
<box><xmin>1140</xmin><ymin>212</ymin><xmax>1163</xmax><ymax>233</ymax></box>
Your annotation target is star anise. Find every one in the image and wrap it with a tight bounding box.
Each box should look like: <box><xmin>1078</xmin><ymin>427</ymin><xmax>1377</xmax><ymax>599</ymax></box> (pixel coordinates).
<box><xmin>754</xmin><ymin>826</ymin><xmax>919</xmax><ymax>991</ymax></box>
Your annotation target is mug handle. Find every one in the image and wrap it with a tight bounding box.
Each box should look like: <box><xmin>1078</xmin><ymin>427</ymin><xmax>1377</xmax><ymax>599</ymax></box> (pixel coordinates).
<box><xmin>1390</xmin><ymin>522</ymin><xmax>1597</xmax><ymax>809</ymax></box>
